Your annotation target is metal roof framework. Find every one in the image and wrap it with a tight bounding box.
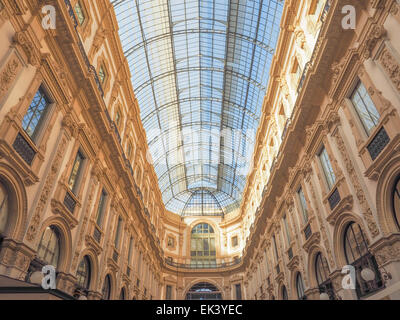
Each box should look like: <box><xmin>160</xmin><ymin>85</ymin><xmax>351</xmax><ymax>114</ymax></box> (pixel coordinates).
<box><xmin>112</xmin><ymin>0</ymin><xmax>284</xmax><ymax>216</ymax></box>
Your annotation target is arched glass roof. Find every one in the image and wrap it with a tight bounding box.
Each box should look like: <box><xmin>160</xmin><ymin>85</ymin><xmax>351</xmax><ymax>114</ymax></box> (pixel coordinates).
<box><xmin>113</xmin><ymin>0</ymin><xmax>284</xmax><ymax>216</ymax></box>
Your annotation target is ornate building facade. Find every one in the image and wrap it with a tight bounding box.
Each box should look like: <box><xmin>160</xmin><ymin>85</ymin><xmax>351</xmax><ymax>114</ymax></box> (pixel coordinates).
<box><xmin>0</xmin><ymin>0</ymin><xmax>399</xmax><ymax>300</ymax></box>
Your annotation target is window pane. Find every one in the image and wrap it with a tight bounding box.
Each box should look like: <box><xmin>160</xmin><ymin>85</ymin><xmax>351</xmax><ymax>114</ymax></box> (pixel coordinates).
<box><xmin>74</xmin><ymin>2</ymin><xmax>85</xmax><ymax>25</ymax></box>
<box><xmin>68</xmin><ymin>151</ymin><xmax>84</xmax><ymax>193</ymax></box>
<box><xmin>319</xmin><ymin>147</ymin><xmax>336</xmax><ymax>190</ymax></box>
<box><xmin>394</xmin><ymin>178</ymin><xmax>400</xmax><ymax>229</ymax></box>
<box><xmin>96</xmin><ymin>190</ymin><xmax>107</xmax><ymax>226</ymax></box>
<box><xmin>298</xmin><ymin>188</ymin><xmax>309</xmax><ymax>223</ymax></box>
<box><xmin>114</xmin><ymin>217</ymin><xmax>122</xmax><ymax>248</ymax></box>
<box><xmin>22</xmin><ymin>86</ymin><xmax>51</xmax><ymax>141</ymax></box>
<box><xmin>37</xmin><ymin>226</ymin><xmax>60</xmax><ymax>268</ymax></box>
<box><xmin>351</xmin><ymin>81</ymin><xmax>380</xmax><ymax>135</ymax></box>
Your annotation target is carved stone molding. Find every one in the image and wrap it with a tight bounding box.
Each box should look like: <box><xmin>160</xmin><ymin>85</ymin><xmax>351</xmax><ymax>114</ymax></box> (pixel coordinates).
<box><xmin>362</xmin><ymin>24</ymin><xmax>386</xmax><ymax>59</ymax></box>
<box><xmin>332</xmin><ymin>129</ymin><xmax>380</xmax><ymax>237</ymax></box>
<box><xmin>0</xmin><ymin>53</ymin><xmax>22</xmax><ymax>102</ymax></box>
<box><xmin>303</xmin><ymin>231</ymin><xmax>321</xmax><ymax>253</ymax></box>
<box><xmin>378</xmin><ymin>46</ymin><xmax>400</xmax><ymax>93</ymax></box>
<box><xmin>25</xmin><ymin>133</ymin><xmax>69</xmax><ymax>242</ymax></box>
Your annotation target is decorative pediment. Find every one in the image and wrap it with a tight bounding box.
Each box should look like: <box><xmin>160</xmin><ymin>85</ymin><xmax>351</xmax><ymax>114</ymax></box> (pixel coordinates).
<box><xmin>326</xmin><ymin>195</ymin><xmax>353</xmax><ymax>226</ymax></box>
<box><xmin>303</xmin><ymin>231</ymin><xmax>321</xmax><ymax>253</ymax></box>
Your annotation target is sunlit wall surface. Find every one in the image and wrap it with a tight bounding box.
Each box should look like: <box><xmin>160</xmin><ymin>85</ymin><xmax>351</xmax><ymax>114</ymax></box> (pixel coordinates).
<box><xmin>113</xmin><ymin>0</ymin><xmax>284</xmax><ymax>216</ymax></box>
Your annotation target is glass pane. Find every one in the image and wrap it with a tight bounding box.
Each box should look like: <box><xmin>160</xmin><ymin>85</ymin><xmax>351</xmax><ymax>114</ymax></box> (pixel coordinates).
<box><xmin>22</xmin><ymin>86</ymin><xmax>51</xmax><ymax>141</ymax></box>
<box><xmin>37</xmin><ymin>226</ymin><xmax>60</xmax><ymax>268</ymax></box>
<box><xmin>113</xmin><ymin>0</ymin><xmax>285</xmax><ymax>216</ymax></box>
<box><xmin>68</xmin><ymin>151</ymin><xmax>84</xmax><ymax>193</ymax></box>
<box><xmin>351</xmin><ymin>81</ymin><xmax>380</xmax><ymax>135</ymax></box>
<box><xmin>319</xmin><ymin>147</ymin><xmax>336</xmax><ymax>190</ymax></box>
<box><xmin>394</xmin><ymin>178</ymin><xmax>400</xmax><ymax>229</ymax></box>
<box><xmin>298</xmin><ymin>188</ymin><xmax>309</xmax><ymax>223</ymax></box>
<box><xmin>74</xmin><ymin>2</ymin><xmax>85</xmax><ymax>25</ymax></box>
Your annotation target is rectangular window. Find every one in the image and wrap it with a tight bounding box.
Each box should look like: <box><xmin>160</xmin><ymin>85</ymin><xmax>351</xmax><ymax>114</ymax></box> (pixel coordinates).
<box><xmin>297</xmin><ymin>187</ymin><xmax>309</xmax><ymax>223</ymax></box>
<box><xmin>127</xmin><ymin>142</ymin><xmax>132</xmax><ymax>158</ymax></box>
<box><xmin>166</xmin><ymin>285</ymin><xmax>172</xmax><ymax>300</ymax></box>
<box><xmin>232</xmin><ymin>236</ymin><xmax>238</xmax><ymax>247</ymax></box>
<box><xmin>235</xmin><ymin>284</ymin><xmax>242</xmax><ymax>300</ymax></box>
<box><xmin>68</xmin><ymin>151</ymin><xmax>85</xmax><ymax>194</ymax></box>
<box><xmin>127</xmin><ymin>236</ymin><xmax>133</xmax><ymax>264</ymax></box>
<box><xmin>115</xmin><ymin>110</ymin><xmax>121</xmax><ymax>128</ymax></box>
<box><xmin>74</xmin><ymin>1</ymin><xmax>86</xmax><ymax>25</ymax></box>
<box><xmin>283</xmin><ymin>215</ymin><xmax>291</xmax><ymax>244</ymax></box>
<box><xmin>98</xmin><ymin>65</ymin><xmax>106</xmax><ymax>84</ymax></box>
<box><xmin>319</xmin><ymin>146</ymin><xmax>336</xmax><ymax>190</ymax></box>
<box><xmin>22</xmin><ymin>86</ymin><xmax>51</xmax><ymax>142</ymax></box>
<box><xmin>96</xmin><ymin>189</ymin><xmax>107</xmax><ymax>227</ymax></box>
<box><xmin>350</xmin><ymin>81</ymin><xmax>380</xmax><ymax>136</ymax></box>
<box><xmin>114</xmin><ymin>217</ymin><xmax>122</xmax><ymax>248</ymax></box>
<box><xmin>272</xmin><ymin>235</ymin><xmax>279</xmax><ymax>261</ymax></box>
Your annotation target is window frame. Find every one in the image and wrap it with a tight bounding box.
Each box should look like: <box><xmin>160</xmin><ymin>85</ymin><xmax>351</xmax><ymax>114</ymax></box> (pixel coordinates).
<box><xmin>21</xmin><ymin>85</ymin><xmax>53</xmax><ymax>144</ymax></box>
<box><xmin>392</xmin><ymin>176</ymin><xmax>400</xmax><ymax>230</ymax></box>
<box><xmin>68</xmin><ymin>150</ymin><xmax>86</xmax><ymax>195</ymax></box>
<box><xmin>37</xmin><ymin>225</ymin><xmax>61</xmax><ymax>268</ymax></box>
<box><xmin>74</xmin><ymin>0</ymin><xmax>87</xmax><ymax>26</ymax></box>
<box><xmin>102</xmin><ymin>275</ymin><xmax>112</xmax><ymax>300</ymax></box>
<box><xmin>297</xmin><ymin>187</ymin><xmax>309</xmax><ymax>224</ymax></box>
<box><xmin>296</xmin><ymin>272</ymin><xmax>306</xmax><ymax>300</ymax></box>
<box><xmin>76</xmin><ymin>255</ymin><xmax>91</xmax><ymax>290</ymax></box>
<box><xmin>318</xmin><ymin>146</ymin><xmax>336</xmax><ymax>191</ymax></box>
<box><xmin>349</xmin><ymin>80</ymin><xmax>381</xmax><ymax>137</ymax></box>
<box><xmin>95</xmin><ymin>189</ymin><xmax>108</xmax><ymax>228</ymax></box>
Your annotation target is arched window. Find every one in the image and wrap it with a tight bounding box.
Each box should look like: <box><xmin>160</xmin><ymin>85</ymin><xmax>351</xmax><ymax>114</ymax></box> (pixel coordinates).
<box><xmin>37</xmin><ymin>226</ymin><xmax>60</xmax><ymax>268</ymax></box>
<box><xmin>0</xmin><ymin>181</ymin><xmax>9</xmax><ymax>238</ymax></box>
<box><xmin>315</xmin><ymin>253</ymin><xmax>330</xmax><ymax>285</ymax></box>
<box><xmin>190</xmin><ymin>223</ymin><xmax>216</xmax><ymax>267</ymax></box>
<box><xmin>119</xmin><ymin>288</ymin><xmax>126</xmax><ymax>300</ymax></box>
<box><xmin>393</xmin><ymin>176</ymin><xmax>400</xmax><ymax>230</ymax></box>
<box><xmin>315</xmin><ymin>252</ymin><xmax>335</xmax><ymax>299</ymax></box>
<box><xmin>344</xmin><ymin>222</ymin><xmax>383</xmax><ymax>298</ymax></box>
<box><xmin>102</xmin><ymin>275</ymin><xmax>111</xmax><ymax>300</ymax></box>
<box><xmin>185</xmin><ymin>282</ymin><xmax>222</xmax><ymax>300</ymax></box>
<box><xmin>76</xmin><ymin>256</ymin><xmax>91</xmax><ymax>290</ymax></box>
<box><xmin>296</xmin><ymin>272</ymin><xmax>306</xmax><ymax>300</ymax></box>
<box><xmin>281</xmin><ymin>285</ymin><xmax>288</xmax><ymax>300</ymax></box>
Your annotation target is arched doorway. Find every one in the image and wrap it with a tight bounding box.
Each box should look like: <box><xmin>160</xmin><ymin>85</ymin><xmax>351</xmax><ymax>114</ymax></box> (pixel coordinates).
<box><xmin>185</xmin><ymin>282</ymin><xmax>222</xmax><ymax>300</ymax></box>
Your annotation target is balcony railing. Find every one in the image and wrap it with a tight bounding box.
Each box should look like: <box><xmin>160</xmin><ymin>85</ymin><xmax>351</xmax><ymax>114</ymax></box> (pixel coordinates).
<box><xmin>328</xmin><ymin>188</ymin><xmax>341</xmax><ymax>210</ymax></box>
<box><xmin>367</xmin><ymin>127</ymin><xmax>390</xmax><ymax>161</ymax></box>
<box><xmin>165</xmin><ymin>258</ymin><xmax>241</xmax><ymax>269</ymax></box>
<box><xmin>63</xmin><ymin>190</ymin><xmax>77</xmax><ymax>213</ymax></box>
<box><xmin>13</xmin><ymin>133</ymin><xmax>36</xmax><ymax>165</ymax></box>
<box><xmin>304</xmin><ymin>223</ymin><xmax>312</xmax><ymax>240</ymax></box>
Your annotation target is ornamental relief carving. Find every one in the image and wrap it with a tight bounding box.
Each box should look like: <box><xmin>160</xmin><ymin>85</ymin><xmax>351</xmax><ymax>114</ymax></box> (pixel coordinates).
<box><xmin>13</xmin><ymin>31</ymin><xmax>40</xmax><ymax>67</ymax></box>
<box><xmin>362</xmin><ymin>24</ymin><xmax>386</xmax><ymax>59</ymax></box>
<box><xmin>378</xmin><ymin>47</ymin><xmax>400</xmax><ymax>93</ymax></box>
<box><xmin>25</xmin><ymin>133</ymin><xmax>69</xmax><ymax>242</ymax></box>
<box><xmin>332</xmin><ymin>128</ymin><xmax>380</xmax><ymax>238</ymax></box>
<box><xmin>0</xmin><ymin>54</ymin><xmax>22</xmax><ymax>102</ymax></box>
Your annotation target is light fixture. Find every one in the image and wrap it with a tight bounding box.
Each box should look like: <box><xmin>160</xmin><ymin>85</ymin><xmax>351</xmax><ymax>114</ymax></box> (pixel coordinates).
<box><xmin>361</xmin><ymin>267</ymin><xmax>376</xmax><ymax>282</ymax></box>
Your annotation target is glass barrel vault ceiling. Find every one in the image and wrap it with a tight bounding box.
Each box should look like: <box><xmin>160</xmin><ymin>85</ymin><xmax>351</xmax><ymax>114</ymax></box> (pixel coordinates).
<box><xmin>113</xmin><ymin>0</ymin><xmax>284</xmax><ymax>216</ymax></box>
